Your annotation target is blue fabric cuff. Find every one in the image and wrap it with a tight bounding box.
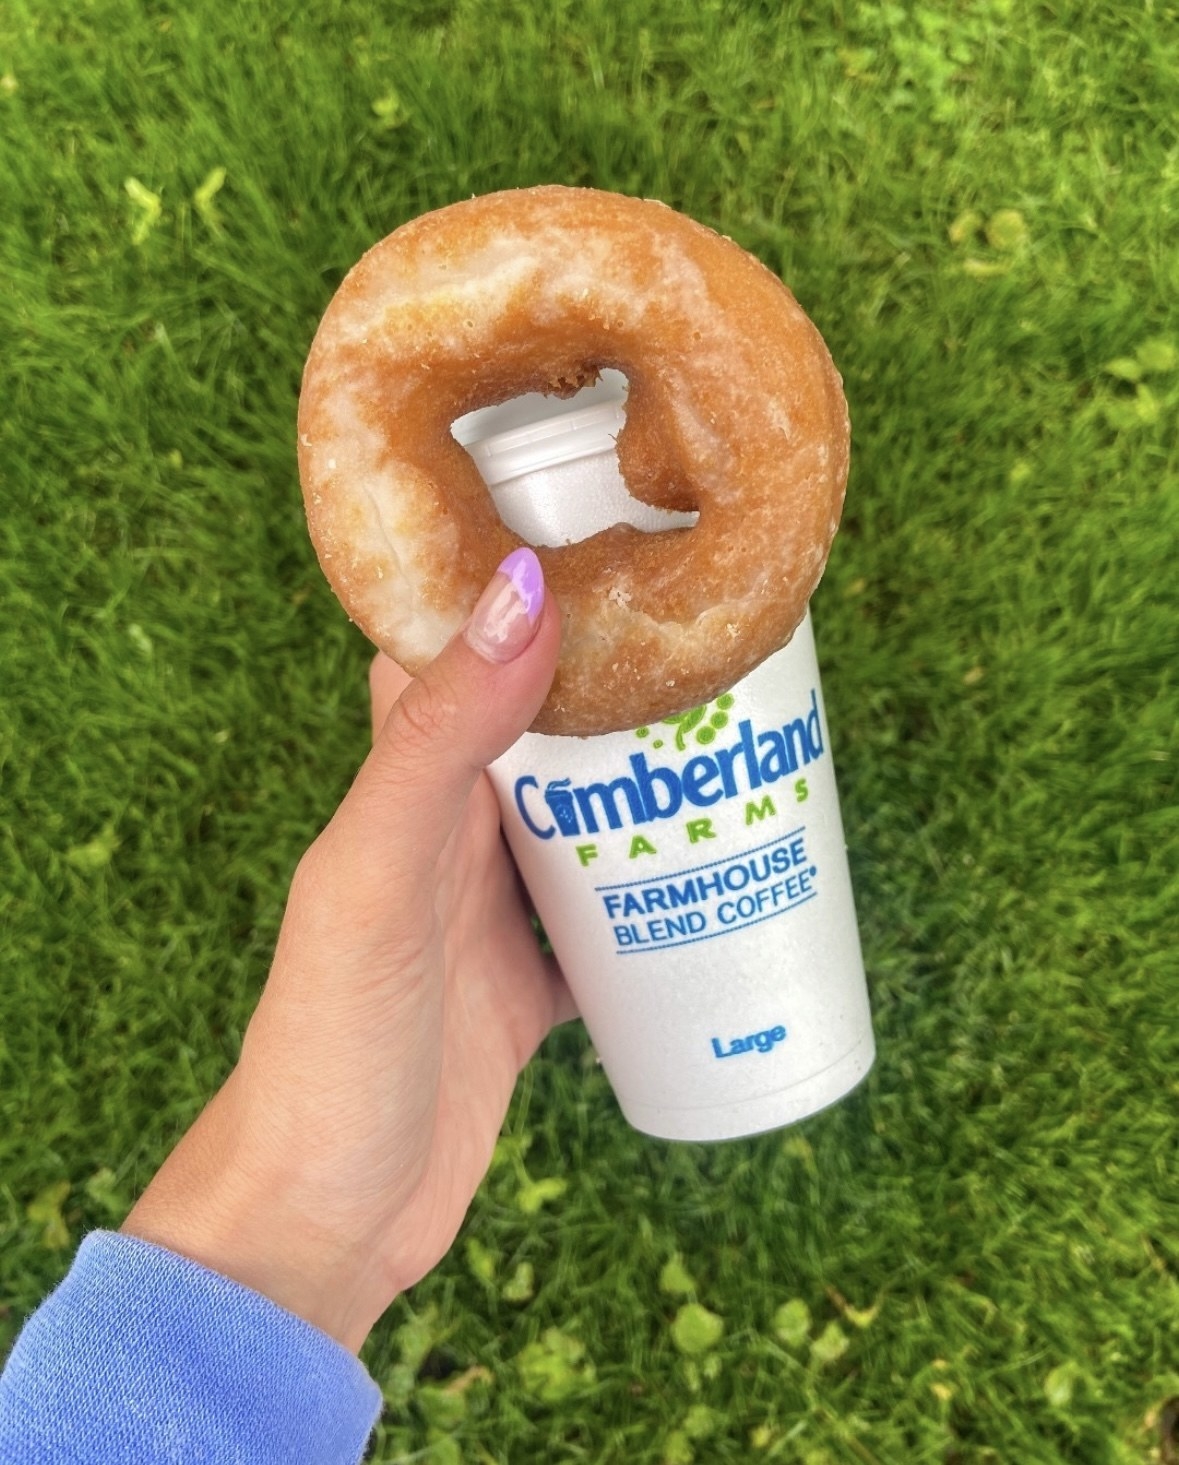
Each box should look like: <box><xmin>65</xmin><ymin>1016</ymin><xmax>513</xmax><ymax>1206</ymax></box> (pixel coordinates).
<box><xmin>0</xmin><ymin>1230</ymin><xmax>382</xmax><ymax>1464</ymax></box>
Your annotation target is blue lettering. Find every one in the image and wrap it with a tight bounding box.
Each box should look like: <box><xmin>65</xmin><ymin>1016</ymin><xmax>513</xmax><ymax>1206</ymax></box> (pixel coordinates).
<box><xmin>648</xmin><ymin>912</ymin><xmax>706</xmax><ymax>943</ymax></box>
<box><xmin>782</xmin><ymin>718</ymin><xmax>808</xmax><ymax>773</ymax></box>
<box><xmin>806</xmin><ymin>691</ymin><xmax>824</xmax><ymax>759</ymax></box>
<box><xmin>629</xmin><ymin>754</ymin><xmax>683</xmax><ymax>820</ymax></box>
<box><xmin>757</xmin><ymin>729</ymin><xmax>791</xmax><ymax>781</ymax></box>
<box><xmin>544</xmin><ymin>778</ymin><xmax>580</xmax><ymax>835</ymax></box>
<box><xmin>710</xmin><ymin>1023</ymin><xmax>788</xmax><ymax>1059</ymax></box>
<box><xmin>739</xmin><ymin>719</ymin><xmax>763</xmax><ymax>789</ymax></box>
<box><xmin>515</xmin><ymin>776</ymin><xmax>555</xmax><ymax>839</ymax></box>
<box><xmin>682</xmin><ymin>754</ymin><xmax>722</xmax><ymax>806</ymax></box>
<box><xmin>714</xmin><ymin>720</ymin><xmax>762</xmax><ymax>797</ymax></box>
<box><xmin>517</xmin><ymin>697</ymin><xmax>825</xmax><ymax>840</ymax></box>
<box><xmin>575</xmin><ymin>776</ymin><xmax>646</xmax><ymax>833</ymax></box>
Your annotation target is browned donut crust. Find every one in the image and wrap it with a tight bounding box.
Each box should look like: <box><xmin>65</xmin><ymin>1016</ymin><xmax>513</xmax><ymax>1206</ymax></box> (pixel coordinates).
<box><xmin>298</xmin><ymin>186</ymin><xmax>849</xmax><ymax>736</ymax></box>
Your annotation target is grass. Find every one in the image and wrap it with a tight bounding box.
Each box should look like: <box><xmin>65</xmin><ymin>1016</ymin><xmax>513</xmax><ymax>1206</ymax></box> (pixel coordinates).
<box><xmin>1</xmin><ymin>0</ymin><xmax>1176</xmax><ymax>1459</ymax></box>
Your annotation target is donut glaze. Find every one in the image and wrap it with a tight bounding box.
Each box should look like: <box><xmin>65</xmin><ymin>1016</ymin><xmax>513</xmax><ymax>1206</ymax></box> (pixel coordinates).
<box><xmin>298</xmin><ymin>186</ymin><xmax>849</xmax><ymax>736</ymax></box>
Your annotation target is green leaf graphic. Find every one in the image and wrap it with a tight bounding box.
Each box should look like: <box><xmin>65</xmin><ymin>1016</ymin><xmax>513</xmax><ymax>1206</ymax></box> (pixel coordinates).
<box><xmin>663</xmin><ymin>706</ymin><xmax>707</xmax><ymax>751</ymax></box>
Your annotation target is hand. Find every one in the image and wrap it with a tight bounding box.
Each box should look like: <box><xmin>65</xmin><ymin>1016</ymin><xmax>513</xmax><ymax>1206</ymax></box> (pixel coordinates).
<box><xmin>123</xmin><ymin>549</ymin><xmax>576</xmax><ymax>1352</ymax></box>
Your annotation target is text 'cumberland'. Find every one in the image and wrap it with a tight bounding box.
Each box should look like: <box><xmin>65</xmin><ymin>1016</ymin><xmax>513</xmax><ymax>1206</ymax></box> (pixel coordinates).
<box><xmin>515</xmin><ymin>691</ymin><xmax>825</xmax><ymax>841</ymax></box>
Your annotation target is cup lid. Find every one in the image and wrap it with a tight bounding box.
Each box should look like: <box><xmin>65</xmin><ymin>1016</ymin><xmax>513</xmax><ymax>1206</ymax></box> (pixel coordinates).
<box><xmin>452</xmin><ymin>369</ymin><xmax>628</xmax><ymax>487</ymax></box>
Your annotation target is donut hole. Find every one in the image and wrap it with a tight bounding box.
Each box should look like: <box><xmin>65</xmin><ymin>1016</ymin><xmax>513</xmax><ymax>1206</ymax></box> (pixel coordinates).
<box><xmin>451</xmin><ymin>371</ymin><xmax>698</xmax><ymax>548</ymax></box>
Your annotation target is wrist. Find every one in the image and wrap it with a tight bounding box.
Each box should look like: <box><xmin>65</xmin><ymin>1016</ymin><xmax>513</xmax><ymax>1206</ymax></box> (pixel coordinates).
<box><xmin>121</xmin><ymin>1076</ymin><xmax>386</xmax><ymax>1353</ymax></box>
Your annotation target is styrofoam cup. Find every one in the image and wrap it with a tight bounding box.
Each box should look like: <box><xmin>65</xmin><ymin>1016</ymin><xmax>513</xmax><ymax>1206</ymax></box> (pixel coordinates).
<box><xmin>455</xmin><ymin>377</ymin><xmax>874</xmax><ymax>1141</ymax></box>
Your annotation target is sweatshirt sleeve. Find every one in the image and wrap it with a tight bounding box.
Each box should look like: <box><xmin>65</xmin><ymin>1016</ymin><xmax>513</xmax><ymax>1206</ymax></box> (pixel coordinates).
<box><xmin>0</xmin><ymin>1230</ymin><xmax>383</xmax><ymax>1465</ymax></box>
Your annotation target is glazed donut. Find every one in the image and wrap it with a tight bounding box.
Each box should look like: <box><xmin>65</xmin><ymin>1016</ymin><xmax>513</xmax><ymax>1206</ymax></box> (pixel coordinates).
<box><xmin>298</xmin><ymin>186</ymin><xmax>849</xmax><ymax>737</ymax></box>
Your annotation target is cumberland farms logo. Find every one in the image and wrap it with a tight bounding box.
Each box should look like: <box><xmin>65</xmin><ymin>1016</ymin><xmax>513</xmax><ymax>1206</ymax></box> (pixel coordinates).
<box><xmin>513</xmin><ymin>689</ymin><xmax>826</xmax><ymax>844</ymax></box>
<box><xmin>635</xmin><ymin>693</ymin><xmax>736</xmax><ymax>752</ymax></box>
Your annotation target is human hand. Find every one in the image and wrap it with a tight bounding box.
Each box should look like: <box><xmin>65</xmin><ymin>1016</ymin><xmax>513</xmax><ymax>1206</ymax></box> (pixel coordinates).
<box><xmin>123</xmin><ymin>548</ymin><xmax>575</xmax><ymax>1352</ymax></box>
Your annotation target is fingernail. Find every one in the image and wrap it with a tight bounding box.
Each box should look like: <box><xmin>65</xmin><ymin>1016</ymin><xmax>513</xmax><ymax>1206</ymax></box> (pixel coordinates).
<box><xmin>463</xmin><ymin>547</ymin><xmax>545</xmax><ymax>663</ymax></box>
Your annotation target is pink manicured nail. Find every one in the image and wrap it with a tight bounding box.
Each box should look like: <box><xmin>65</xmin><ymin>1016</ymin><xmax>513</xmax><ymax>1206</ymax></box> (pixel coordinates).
<box><xmin>463</xmin><ymin>547</ymin><xmax>545</xmax><ymax>663</ymax></box>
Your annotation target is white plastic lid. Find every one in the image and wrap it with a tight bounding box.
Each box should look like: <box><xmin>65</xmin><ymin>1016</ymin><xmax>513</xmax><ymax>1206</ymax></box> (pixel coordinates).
<box><xmin>451</xmin><ymin>369</ymin><xmax>629</xmax><ymax>486</ymax></box>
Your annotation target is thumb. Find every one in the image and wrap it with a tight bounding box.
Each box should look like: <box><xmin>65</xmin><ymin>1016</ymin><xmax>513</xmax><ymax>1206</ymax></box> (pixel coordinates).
<box><xmin>327</xmin><ymin>547</ymin><xmax>559</xmax><ymax>884</ymax></box>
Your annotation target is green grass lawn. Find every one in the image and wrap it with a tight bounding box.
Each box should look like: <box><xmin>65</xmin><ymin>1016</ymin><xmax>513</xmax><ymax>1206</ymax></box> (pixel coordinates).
<box><xmin>1</xmin><ymin>0</ymin><xmax>1176</xmax><ymax>1459</ymax></box>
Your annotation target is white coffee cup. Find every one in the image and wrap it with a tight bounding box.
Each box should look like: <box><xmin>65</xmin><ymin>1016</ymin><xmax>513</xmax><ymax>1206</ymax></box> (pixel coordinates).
<box><xmin>454</xmin><ymin>376</ymin><xmax>874</xmax><ymax>1141</ymax></box>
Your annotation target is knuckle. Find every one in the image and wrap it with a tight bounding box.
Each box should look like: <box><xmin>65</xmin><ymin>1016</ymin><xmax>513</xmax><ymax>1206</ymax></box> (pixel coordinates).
<box><xmin>289</xmin><ymin>838</ymin><xmax>326</xmax><ymax>900</ymax></box>
<box><xmin>280</xmin><ymin>842</ymin><xmax>338</xmax><ymax>948</ymax></box>
<box><xmin>287</xmin><ymin>831</ymin><xmax>397</xmax><ymax>946</ymax></box>
<box><xmin>287</xmin><ymin>836</ymin><xmax>343</xmax><ymax>919</ymax></box>
<box><xmin>387</xmin><ymin>679</ymin><xmax>457</xmax><ymax>757</ymax></box>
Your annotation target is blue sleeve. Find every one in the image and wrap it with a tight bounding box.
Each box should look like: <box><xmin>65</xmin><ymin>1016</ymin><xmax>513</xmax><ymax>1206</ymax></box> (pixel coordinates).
<box><xmin>0</xmin><ymin>1230</ymin><xmax>383</xmax><ymax>1464</ymax></box>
